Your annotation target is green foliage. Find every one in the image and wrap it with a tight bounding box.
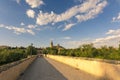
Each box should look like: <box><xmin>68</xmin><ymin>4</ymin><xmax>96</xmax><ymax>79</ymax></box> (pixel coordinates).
<box><xmin>26</xmin><ymin>44</ymin><xmax>37</xmax><ymax>55</ymax></box>
<box><xmin>0</xmin><ymin>44</ymin><xmax>37</xmax><ymax>65</ymax></box>
<box><xmin>58</xmin><ymin>49</ymin><xmax>67</xmax><ymax>56</ymax></box>
<box><xmin>44</xmin><ymin>43</ymin><xmax>120</xmax><ymax>60</ymax></box>
<box><xmin>0</xmin><ymin>48</ymin><xmax>27</xmax><ymax>65</ymax></box>
<box><xmin>44</xmin><ymin>47</ymin><xmax>58</xmax><ymax>55</ymax></box>
<box><xmin>42</xmin><ymin>48</ymin><xmax>47</xmax><ymax>54</ymax></box>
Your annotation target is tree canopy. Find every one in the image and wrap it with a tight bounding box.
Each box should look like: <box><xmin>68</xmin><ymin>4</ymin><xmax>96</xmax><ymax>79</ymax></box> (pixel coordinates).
<box><xmin>43</xmin><ymin>43</ymin><xmax>120</xmax><ymax>60</ymax></box>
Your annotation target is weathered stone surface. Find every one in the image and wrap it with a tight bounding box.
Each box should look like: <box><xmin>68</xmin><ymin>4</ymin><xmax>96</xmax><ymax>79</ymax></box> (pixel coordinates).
<box><xmin>18</xmin><ymin>57</ymin><xmax>98</xmax><ymax>80</ymax></box>
<box><xmin>47</xmin><ymin>55</ymin><xmax>120</xmax><ymax>80</ymax></box>
<box><xmin>0</xmin><ymin>56</ymin><xmax>36</xmax><ymax>80</ymax></box>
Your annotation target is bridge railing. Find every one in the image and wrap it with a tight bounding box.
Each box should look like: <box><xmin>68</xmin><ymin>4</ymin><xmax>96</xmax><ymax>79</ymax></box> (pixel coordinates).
<box><xmin>0</xmin><ymin>55</ymin><xmax>37</xmax><ymax>80</ymax></box>
<box><xmin>47</xmin><ymin>55</ymin><xmax>120</xmax><ymax>80</ymax></box>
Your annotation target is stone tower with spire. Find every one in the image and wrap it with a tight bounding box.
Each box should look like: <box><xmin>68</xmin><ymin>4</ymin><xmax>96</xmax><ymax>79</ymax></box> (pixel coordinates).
<box><xmin>50</xmin><ymin>40</ymin><xmax>53</xmax><ymax>48</ymax></box>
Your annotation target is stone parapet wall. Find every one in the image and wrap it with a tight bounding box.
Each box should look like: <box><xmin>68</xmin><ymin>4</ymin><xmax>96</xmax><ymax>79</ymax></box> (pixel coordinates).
<box><xmin>47</xmin><ymin>55</ymin><xmax>120</xmax><ymax>80</ymax></box>
<box><xmin>0</xmin><ymin>56</ymin><xmax>36</xmax><ymax>80</ymax></box>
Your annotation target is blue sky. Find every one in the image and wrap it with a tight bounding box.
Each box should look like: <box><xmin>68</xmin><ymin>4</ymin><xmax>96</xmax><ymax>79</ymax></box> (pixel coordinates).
<box><xmin>0</xmin><ymin>0</ymin><xmax>120</xmax><ymax>48</ymax></box>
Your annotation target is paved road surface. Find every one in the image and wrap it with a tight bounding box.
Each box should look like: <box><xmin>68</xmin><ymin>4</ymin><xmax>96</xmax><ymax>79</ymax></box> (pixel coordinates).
<box><xmin>18</xmin><ymin>57</ymin><xmax>98</xmax><ymax>80</ymax></box>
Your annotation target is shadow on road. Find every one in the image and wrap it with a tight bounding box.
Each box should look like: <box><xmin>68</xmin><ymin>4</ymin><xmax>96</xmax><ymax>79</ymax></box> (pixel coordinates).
<box><xmin>18</xmin><ymin>57</ymin><xmax>67</xmax><ymax>80</ymax></box>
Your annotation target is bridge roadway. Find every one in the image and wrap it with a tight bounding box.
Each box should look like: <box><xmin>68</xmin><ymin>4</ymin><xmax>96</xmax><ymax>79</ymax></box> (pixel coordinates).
<box><xmin>18</xmin><ymin>57</ymin><xmax>98</xmax><ymax>80</ymax></box>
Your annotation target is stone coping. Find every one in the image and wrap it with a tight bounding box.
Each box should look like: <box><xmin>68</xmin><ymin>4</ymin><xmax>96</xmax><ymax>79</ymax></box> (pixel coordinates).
<box><xmin>0</xmin><ymin>55</ymin><xmax>36</xmax><ymax>73</ymax></box>
<box><xmin>49</xmin><ymin>55</ymin><xmax>120</xmax><ymax>64</ymax></box>
<box><xmin>75</xmin><ymin>57</ymin><xmax>120</xmax><ymax>64</ymax></box>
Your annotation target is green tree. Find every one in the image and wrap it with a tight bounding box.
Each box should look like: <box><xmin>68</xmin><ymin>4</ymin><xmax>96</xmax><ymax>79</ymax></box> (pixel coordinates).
<box><xmin>0</xmin><ymin>48</ymin><xmax>27</xmax><ymax>65</ymax></box>
<box><xmin>26</xmin><ymin>43</ymin><xmax>37</xmax><ymax>55</ymax></box>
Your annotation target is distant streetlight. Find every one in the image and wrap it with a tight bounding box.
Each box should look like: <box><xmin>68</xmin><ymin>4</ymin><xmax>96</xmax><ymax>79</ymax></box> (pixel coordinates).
<box><xmin>31</xmin><ymin>43</ymin><xmax>33</xmax><ymax>56</ymax></box>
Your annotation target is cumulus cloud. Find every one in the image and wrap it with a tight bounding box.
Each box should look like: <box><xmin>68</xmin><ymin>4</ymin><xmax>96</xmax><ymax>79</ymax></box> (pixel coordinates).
<box><xmin>93</xmin><ymin>35</ymin><xmax>120</xmax><ymax>48</ymax></box>
<box><xmin>36</xmin><ymin>0</ymin><xmax>107</xmax><ymax>30</ymax></box>
<box><xmin>16</xmin><ymin>0</ymin><xmax>21</xmax><ymax>4</ymax></box>
<box><xmin>63</xmin><ymin>23</ymin><xmax>75</xmax><ymax>31</ymax></box>
<box><xmin>112</xmin><ymin>12</ymin><xmax>120</xmax><ymax>22</ymax></box>
<box><xmin>75</xmin><ymin>0</ymin><xmax>107</xmax><ymax>22</ymax></box>
<box><xmin>93</xmin><ymin>28</ymin><xmax>120</xmax><ymax>46</ymax></box>
<box><xmin>28</xmin><ymin>24</ymin><xmax>36</xmax><ymax>29</ymax></box>
<box><xmin>0</xmin><ymin>24</ymin><xmax>4</xmax><ymax>28</ymax></box>
<box><xmin>94</xmin><ymin>29</ymin><xmax>120</xmax><ymax>44</ymax></box>
<box><xmin>93</xmin><ymin>35</ymin><xmax>120</xmax><ymax>43</ymax></box>
<box><xmin>26</xmin><ymin>29</ymin><xmax>35</xmax><ymax>35</ymax></box>
<box><xmin>63</xmin><ymin>40</ymin><xmax>92</xmax><ymax>48</ymax></box>
<box><xmin>63</xmin><ymin>37</ymin><xmax>71</xmax><ymax>40</ymax></box>
<box><xmin>63</xmin><ymin>28</ymin><xmax>120</xmax><ymax>48</ymax></box>
<box><xmin>106</xmin><ymin>29</ymin><xmax>120</xmax><ymax>35</ymax></box>
<box><xmin>26</xmin><ymin>9</ymin><xmax>35</xmax><ymax>18</ymax></box>
<box><xmin>20</xmin><ymin>22</ymin><xmax>25</xmax><ymax>26</ymax></box>
<box><xmin>25</xmin><ymin>0</ymin><xmax>44</xmax><ymax>8</ymax></box>
<box><xmin>36</xmin><ymin>11</ymin><xmax>56</xmax><ymax>25</ymax></box>
<box><xmin>0</xmin><ymin>24</ymin><xmax>35</xmax><ymax>35</ymax></box>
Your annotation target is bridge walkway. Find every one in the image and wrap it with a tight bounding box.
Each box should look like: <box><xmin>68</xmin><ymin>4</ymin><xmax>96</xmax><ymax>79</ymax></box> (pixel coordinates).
<box><xmin>18</xmin><ymin>57</ymin><xmax>97</xmax><ymax>80</ymax></box>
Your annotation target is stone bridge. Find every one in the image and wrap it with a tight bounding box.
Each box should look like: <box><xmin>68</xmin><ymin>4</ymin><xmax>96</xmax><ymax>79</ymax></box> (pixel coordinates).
<box><xmin>0</xmin><ymin>55</ymin><xmax>120</xmax><ymax>80</ymax></box>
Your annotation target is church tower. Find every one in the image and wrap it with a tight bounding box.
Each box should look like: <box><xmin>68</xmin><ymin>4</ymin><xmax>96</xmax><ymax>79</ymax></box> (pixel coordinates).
<box><xmin>57</xmin><ymin>44</ymin><xmax>60</xmax><ymax>48</ymax></box>
<box><xmin>50</xmin><ymin>40</ymin><xmax>53</xmax><ymax>48</ymax></box>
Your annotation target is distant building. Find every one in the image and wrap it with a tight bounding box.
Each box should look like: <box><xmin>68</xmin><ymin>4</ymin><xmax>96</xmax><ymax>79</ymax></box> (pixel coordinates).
<box><xmin>50</xmin><ymin>41</ymin><xmax>64</xmax><ymax>49</ymax></box>
<box><xmin>50</xmin><ymin>40</ymin><xmax>53</xmax><ymax>48</ymax></box>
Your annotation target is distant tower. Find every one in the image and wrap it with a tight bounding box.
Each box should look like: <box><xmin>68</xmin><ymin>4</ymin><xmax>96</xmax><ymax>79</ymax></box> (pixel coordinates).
<box><xmin>57</xmin><ymin>44</ymin><xmax>60</xmax><ymax>48</ymax></box>
<box><xmin>50</xmin><ymin>41</ymin><xmax>53</xmax><ymax>48</ymax></box>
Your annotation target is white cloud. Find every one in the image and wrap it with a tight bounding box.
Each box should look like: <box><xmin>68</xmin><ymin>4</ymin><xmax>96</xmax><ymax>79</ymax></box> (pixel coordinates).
<box><xmin>63</xmin><ymin>28</ymin><xmax>120</xmax><ymax>48</ymax></box>
<box><xmin>92</xmin><ymin>28</ymin><xmax>120</xmax><ymax>47</ymax></box>
<box><xmin>94</xmin><ymin>29</ymin><xmax>120</xmax><ymax>44</ymax></box>
<box><xmin>63</xmin><ymin>23</ymin><xmax>75</xmax><ymax>31</ymax></box>
<box><xmin>63</xmin><ymin>40</ymin><xmax>92</xmax><ymax>48</ymax></box>
<box><xmin>20</xmin><ymin>22</ymin><xmax>25</xmax><ymax>26</ymax></box>
<box><xmin>0</xmin><ymin>24</ymin><xmax>4</xmax><ymax>28</ymax></box>
<box><xmin>28</xmin><ymin>24</ymin><xmax>36</xmax><ymax>29</ymax></box>
<box><xmin>93</xmin><ymin>35</ymin><xmax>120</xmax><ymax>43</ymax></box>
<box><xmin>63</xmin><ymin>37</ymin><xmax>71</xmax><ymax>40</ymax></box>
<box><xmin>112</xmin><ymin>12</ymin><xmax>120</xmax><ymax>22</ymax></box>
<box><xmin>57</xmin><ymin>25</ymin><xmax>64</xmax><ymax>29</ymax></box>
<box><xmin>25</xmin><ymin>0</ymin><xmax>44</xmax><ymax>8</ymax></box>
<box><xmin>16</xmin><ymin>0</ymin><xmax>21</xmax><ymax>4</ymax></box>
<box><xmin>6</xmin><ymin>26</ymin><xmax>26</xmax><ymax>34</ymax></box>
<box><xmin>0</xmin><ymin>24</ymin><xmax>35</xmax><ymax>35</ymax></box>
<box><xmin>106</xmin><ymin>29</ymin><xmax>120</xmax><ymax>35</ymax></box>
<box><xmin>36</xmin><ymin>0</ymin><xmax>107</xmax><ymax>30</ymax></box>
<box><xmin>76</xmin><ymin>0</ymin><xmax>107</xmax><ymax>22</ymax></box>
<box><xmin>93</xmin><ymin>35</ymin><xmax>120</xmax><ymax>48</ymax></box>
<box><xmin>65</xmin><ymin>35</ymin><xmax>120</xmax><ymax>48</ymax></box>
<box><xmin>26</xmin><ymin>9</ymin><xmax>35</xmax><ymax>18</ymax></box>
<box><xmin>27</xmin><ymin>29</ymin><xmax>35</xmax><ymax>35</ymax></box>
<box><xmin>36</xmin><ymin>11</ymin><xmax>57</xmax><ymax>25</ymax></box>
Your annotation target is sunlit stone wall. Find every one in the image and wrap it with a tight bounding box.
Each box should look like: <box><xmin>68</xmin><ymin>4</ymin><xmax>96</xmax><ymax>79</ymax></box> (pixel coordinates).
<box><xmin>48</xmin><ymin>55</ymin><xmax>120</xmax><ymax>80</ymax></box>
<box><xmin>0</xmin><ymin>56</ymin><xmax>36</xmax><ymax>80</ymax></box>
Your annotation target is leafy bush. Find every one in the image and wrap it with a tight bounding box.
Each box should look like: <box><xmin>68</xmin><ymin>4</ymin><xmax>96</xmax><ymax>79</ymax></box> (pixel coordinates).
<box><xmin>0</xmin><ymin>49</ymin><xmax>27</xmax><ymax>65</ymax></box>
<box><xmin>0</xmin><ymin>44</ymin><xmax>37</xmax><ymax>65</ymax></box>
<box><xmin>26</xmin><ymin>45</ymin><xmax>37</xmax><ymax>55</ymax></box>
<box><xmin>44</xmin><ymin>43</ymin><xmax>120</xmax><ymax>60</ymax></box>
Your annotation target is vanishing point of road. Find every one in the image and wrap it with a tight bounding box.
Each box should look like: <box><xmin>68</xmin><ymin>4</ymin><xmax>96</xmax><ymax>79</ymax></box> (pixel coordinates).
<box><xmin>18</xmin><ymin>57</ymin><xmax>98</xmax><ymax>80</ymax></box>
